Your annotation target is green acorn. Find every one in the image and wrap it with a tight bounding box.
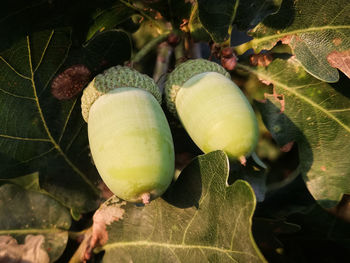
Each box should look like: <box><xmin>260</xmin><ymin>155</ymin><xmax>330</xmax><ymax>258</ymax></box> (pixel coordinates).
<box><xmin>82</xmin><ymin>66</ymin><xmax>175</xmax><ymax>204</ymax></box>
<box><xmin>165</xmin><ymin>59</ymin><xmax>263</xmax><ymax>166</ymax></box>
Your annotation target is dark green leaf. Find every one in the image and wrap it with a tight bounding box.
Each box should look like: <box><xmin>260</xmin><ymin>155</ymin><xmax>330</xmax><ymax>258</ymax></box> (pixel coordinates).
<box><xmin>99</xmin><ymin>151</ymin><xmax>266</xmax><ymax>262</ymax></box>
<box><xmin>0</xmin><ymin>172</ymin><xmax>85</xmax><ymax>220</ymax></box>
<box><xmin>0</xmin><ymin>0</ymin><xmax>117</xmax><ymax>51</ymax></box>
<box><xmin>83</xmin><ymin>29</ymin><xmax>132</xmax><ymax>73</ymax></box>
<box><xmin>143</xmin><ymin>0</ymin><xmax>192</xmax><ymax>28</ymax></box>
<box><xmin>0</xmin><ymin>184</ymin><xmax>71</xmax><ymax>262</ymax></box>
<box><xmin>256</xmin><ymin>175</ymin><xmax>316</xmax><ymax>219</ymax></box>
<box><xmin>287</xmin><ymin>202</ymin><xmax>350</xmax><ymax>248</ymax></box>
<box><xmin>238</xmin><ymin>58</ymin><xmax>350</xmax><ymax>207</ymax></box>
<box><xmin>188</xmin><ymin>3</ymin><xmax>211</xmax><ymax>42</ymax></box>
<box><xmin>86</xmin><ymin>2</ymin><xmax>135</xmax><ymax>41</ymax></box>
<box><xmin>197</xmin><ymin>0</ymin><xmax>239</xmax><ymax>43</ymax></box>
<box><xmin>253</xmin><ymin>218</ymin><xmax>300</xmax><ymax>256</ymax></box>
<box><xmin>0</xmin><ymin>28</ymin><xmax>99</xmax><ymax>213</ymax></box>
<box><xmin>248</xmin><ymin>0</ymin><xmax>350</xmax><ymax>82</ymax></box>
<box><xmin>234</xmin><ymin>0</ymin><xmax>282</xmax><ymax>30</ymax></box>
<box><xmin>0</xmin><ymin>172</ymin><xmax>41</xmax><ymax>191</ymax></box>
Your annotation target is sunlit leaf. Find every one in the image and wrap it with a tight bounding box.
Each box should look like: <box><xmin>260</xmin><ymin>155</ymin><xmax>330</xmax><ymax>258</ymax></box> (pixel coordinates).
<box><xmin>247</xmin><ymin>0</ymin><xmax>350</xmax><ymax>82</ymax></box>
<box><xmin>98</xmin><ymin>151</ymin><xmax>266</xmax><ymax>262</ymax></box>
<box><xmin>238</xmin><ymin>58</ymin><xmax>350</xmax><ymax>207</ymax></box>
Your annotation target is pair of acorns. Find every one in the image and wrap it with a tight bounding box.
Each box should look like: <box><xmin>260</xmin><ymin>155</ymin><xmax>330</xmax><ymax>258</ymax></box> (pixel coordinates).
<box><xmin>81</xmin><ymin>59</ymin><xmax>260</xmax><ymax>204</ymax></box>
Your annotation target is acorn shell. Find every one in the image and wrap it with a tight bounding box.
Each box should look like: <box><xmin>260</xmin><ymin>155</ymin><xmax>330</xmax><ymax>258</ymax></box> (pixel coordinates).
<box><xmin>165</xmin><ymin>59</ymin><xmax>258</xmax><ymax>161</ymax></box>
<box><xmin>81</xmin><ymin>66</ymin><xmax>174</xmax><ymax>203</ymax></box>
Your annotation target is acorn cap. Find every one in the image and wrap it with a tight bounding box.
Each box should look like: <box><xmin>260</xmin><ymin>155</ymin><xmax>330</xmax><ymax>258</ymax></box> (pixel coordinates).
<box><xmin>165</xmin><ymin>59</ymin><xmax>230</xmax><ymax>118</ymax></box>
<box><xmin>81</xmin><ymin>66</ymin><xmax>161</xmax><ymax>122</ymax></box>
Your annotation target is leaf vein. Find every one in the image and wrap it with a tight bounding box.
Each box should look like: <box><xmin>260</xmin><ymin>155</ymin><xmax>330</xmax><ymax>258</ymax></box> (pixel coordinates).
<box><xmin>301</xmin><ymin>37</ymin><xmax>334</xmax><ymax>76</ymax></box>
<box><xmin>329</xmin><ymin>3</ymin><xmax>350</xmax><ymax>25</ymax></box>
<box><xmin>230</xmin><ymin>209</ymin><xmax>243</xmax><ymax>250</ymax></box>
<box><xmin>0</xmin><ymin>86</ymin><xmax>34</xmax><ymax>100</ymax></box>
<box><xmin>328</xmin><ymin>108</ymin><xmax>350</xmax><ymax>113</ymax></box>
<box><xmin>20</xmin><ymin>147</ymin><xmax>55</xmax><ymax>164</ymax></box>
<box><xmin>58</xmin><ymin>99</ymin><xmax>77</xmax><ymax>143</ymax></box>
<box><xmin>199</xmin><ymin>248</ymin><xmax>209</xmax><ymax>262</ymax></box>
<box><xmin>292</xmin><ymin>82</ymin><xmax>324</xmax><ymax>90</ymax></box>
<box><xmin>0</xmin><ymin>134</ymin><xmax>50</xmax><ymax>142</ymax></box>
<box><xmin>224</xmin><ymin>251</ymin><xmax>239</xmax><ymax>263</ymax></box>
<box><xmin>34</xmin><ymin>30</ymin><xmax>54</xmax><ymax>73</ymax></box>
<box><xmin>181</xmin><ymin>172</ymin><xmax>215</xmax><ymax>244</ymax></box>
<box><xmin>26</xmin><ymin>35</ymin><xmax>99</xmax><ymax>195</ymax></box>
<box><xmin>0</xmin><ymin>56</ymin><xmax>31</xmax><ymax>80</ymax></box>
<box><xmin>252</xmin><ymin>25</ymin><xmax>350</xmax><ymax>47</ymax></box>
<box><xmin>237</xmin><ymin>63</ymin><xmax>350</xmax><ymax>134</ymax></box>
<box><xmin>318</xmin><ymin>93</ymin><xmax>336</xmax><ymax>107</ymax></box>
<box><xmin>103</xmin><ymin>241</ymin><xmax>258</xmax><ymax>259</ymax></box>
<box><xmin>169</xmin><ymin>247</ymin><xmax>182</xmax><ymax>263</ymax></box>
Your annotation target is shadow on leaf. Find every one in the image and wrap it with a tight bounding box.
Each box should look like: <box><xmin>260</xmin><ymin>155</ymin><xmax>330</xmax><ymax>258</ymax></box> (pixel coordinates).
<box><xmin>330</xmin><ymin>72</ymin><xmax>350</xmax><ymax>99</ymax></box>
<box><xmin>255</xmin><ymin>100</ymin><xmax>341</xmax><ymax>207</ymax></box>
<box><xmin>163</xmin><ymin>156</ymin><xmax>203</xmax><ymax>209</ymax></box>
<box><xmin>261</xmin><ymin>0</ymin><xmax>295</xmax><ymax>30</ymax></box>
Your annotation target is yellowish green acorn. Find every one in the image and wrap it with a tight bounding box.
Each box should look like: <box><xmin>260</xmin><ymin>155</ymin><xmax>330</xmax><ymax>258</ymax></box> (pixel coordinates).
<box><xmin>165</xmin><ymin>59</ymin><xmax>262</xmax><ymax>166</ymax></box>
<box><xmin>82</xmin><ymin>66</ymin><xmax>175</xmax><ymax>204</ymax></box>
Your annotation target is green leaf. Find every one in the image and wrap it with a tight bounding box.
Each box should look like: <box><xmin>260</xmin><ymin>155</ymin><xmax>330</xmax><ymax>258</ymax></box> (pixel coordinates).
<box><xmin>197</xmin><ymin>0</ymin><xmax>239</xmax><ymax>43</ymax></box>
<box><xmin>0</xmin><ymin>0</ymin><xmax>111</xmax><ymax>51</ymax></box>
<box><xmin>0</xmin><ymin>184</ymin><xmax>71</xmax><ymax>262</ymax></box>
<box><xmin>86</xmin><ymin>2</ymin><xmax>135</xmax><ymax>41</ymax></box>
<box><xmin>237</xmin><ymin>58</ymin><xmax>350</xmax><ymax>207</ymax></box>
<box><xmin>0</xmin><ymin>172</ymin><xmax>41</xmax><ymax>191</ymax></box>
<box><xmin>234</xmin><ymin>0</ymin><xmax>282</xmax><ymax>30</ymax></box>
<box><xmin>247</xmin><ymin>0</ymin><xmax>350</xmax><ymax>82</ymax></box>
<box><xmin>83</xmin><ymin>29</ymin><xmax>132</xmax><ymax>72</ymax></box>
<box><xmin>0</xmin><ymin>172</ymin><xmax>85</xmax><ymax>220</ymax></box>
<box><xmin>0</xmin><ymin>0</ymin><xmax>61</xmax><ymax>51</ymax></box>
<box><xmin>100</xmin><ymin>151</ymin><xmax>266</xmax><ymax>262</ymax></box>
<box><xmin>0</xmin><ymin>28</ymin><xmax>99</xmax><ymax>213</ymax></box>
<box><xmin>143</xmin><ymin>0</ymin><xmax>192</xmax><ymax>28</ymax></box>
<box><xmin>188</xmin><ymin>3</ymin><xmax>211</xmax><ymax>42</ymax></box>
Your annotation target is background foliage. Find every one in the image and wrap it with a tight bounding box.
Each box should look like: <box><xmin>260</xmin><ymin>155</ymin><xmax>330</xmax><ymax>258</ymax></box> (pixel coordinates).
<box><xmin>0</xmin><ymin>0</ymin><xmax>349</xmax><ymax>262</ymax></box>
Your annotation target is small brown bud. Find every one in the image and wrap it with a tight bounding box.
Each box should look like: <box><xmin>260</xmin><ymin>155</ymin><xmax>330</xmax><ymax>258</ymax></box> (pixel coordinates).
<box><xmin>221</xmin><ymin>56</ymin><xmax>237</xmax><ymax>71</ymax></box>
<box><xmin>167</xmin><ymin>33</ymin><xmax>180</xmax><ymax>47</ymax></box>
<box><xmin>221</xmin><ymin>47</ymin><xmax>234</xmax><ymax>58</ymax></box>
<box><xmin>51</xmin><ymin>65</ymin><xmax>91</xmax><ymax>100</ymax></box>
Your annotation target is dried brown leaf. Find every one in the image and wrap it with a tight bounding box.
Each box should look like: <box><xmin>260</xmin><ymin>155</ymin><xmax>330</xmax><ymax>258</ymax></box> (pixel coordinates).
<box><xmin>0</xmin><ymin>235</ymin><xmax>49</xmax><ymax>263</ymax></box>
<box><xmin>327</xmin><ymin>50</ymin><xmax>350</xmax><ymax>79</ymax></box>
<box><xmin>250</xmin><ymin>53</ymin><xmax>273</xmax><ymax>67</ymax></box>
<box><xmin>82</xmin><ymin>196</ymin><xmax>126</xmax><ymax>262</ymax></box>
